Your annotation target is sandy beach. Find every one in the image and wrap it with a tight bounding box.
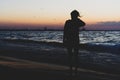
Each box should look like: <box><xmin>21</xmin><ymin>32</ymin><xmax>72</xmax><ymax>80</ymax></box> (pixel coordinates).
<box><xmin>0</xmin><ymin>39</ymin><xmax>120</xmax><ymax>80</ymax></box>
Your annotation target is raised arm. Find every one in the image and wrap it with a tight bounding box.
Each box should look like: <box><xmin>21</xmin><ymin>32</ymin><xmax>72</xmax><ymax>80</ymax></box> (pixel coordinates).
<box><xmin>79</xmin><ymin>19</ymin><xmax>86</xmax><ymax>26</ymax></box>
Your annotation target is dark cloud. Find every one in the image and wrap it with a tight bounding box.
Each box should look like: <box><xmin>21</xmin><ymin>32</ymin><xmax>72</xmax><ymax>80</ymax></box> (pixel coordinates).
<box><xmin>97</xmin><ymin>21</ymin><xmax>120</xmax><ymax>26</ymax></box>
<box><xmin>85</xmin><ymin>21</ymin><xmax>120</xmax><ymax>30</ymax></box>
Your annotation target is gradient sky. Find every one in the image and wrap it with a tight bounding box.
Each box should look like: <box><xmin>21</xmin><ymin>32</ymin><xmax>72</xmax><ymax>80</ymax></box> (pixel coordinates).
<box><xmin>0</xmin><ymin>0</ymin><xmax>120</xmax><ymax>30</ymax></box>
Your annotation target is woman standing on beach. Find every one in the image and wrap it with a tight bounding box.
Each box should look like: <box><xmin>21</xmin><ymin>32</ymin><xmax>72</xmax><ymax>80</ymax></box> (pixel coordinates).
<box><xmin>63</xmin><ymin>10</ymin><xmax>85</xmax><ymax>76</ymax></box>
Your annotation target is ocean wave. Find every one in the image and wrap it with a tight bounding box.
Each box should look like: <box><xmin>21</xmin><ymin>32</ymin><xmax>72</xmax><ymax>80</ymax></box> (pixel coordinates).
<box><xmin>1</xmin><ymin>38</ymin><xmax>120</xmax><ymax>54</ymax></box>
<box><xmin>0</xmin><ymin>31</ymin><xmax>120</xmax><ymax>54</ymax></box>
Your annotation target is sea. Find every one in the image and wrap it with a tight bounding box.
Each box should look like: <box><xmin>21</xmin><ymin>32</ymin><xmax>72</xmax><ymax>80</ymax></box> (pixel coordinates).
<box><xmin>0</xmin><ymin>30</ymin><xmax>120</xmax><ymax>53</ymax></box>
<box><xmin>0</xmin><ymin>30</ymin><xmax>120</xmax><ymax>45</ymax></box>
<box><xmin>0</xmin><ymin>30</ymin><xmax>120</xmax><ymax>71</ymax></box>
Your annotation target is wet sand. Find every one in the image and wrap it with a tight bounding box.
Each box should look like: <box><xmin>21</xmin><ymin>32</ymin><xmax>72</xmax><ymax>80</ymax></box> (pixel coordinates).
<box><xmin>0</xmin><ymin>39</ymin><xmax>120</xmax><ymax>80</ymax></box>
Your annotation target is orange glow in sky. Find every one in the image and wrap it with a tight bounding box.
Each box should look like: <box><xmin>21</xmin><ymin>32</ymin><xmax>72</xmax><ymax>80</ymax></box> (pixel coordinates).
<box><xmin>0</xmin><ymin>0</ymin><xmax>120</xmax><ymax>29</ymax></box>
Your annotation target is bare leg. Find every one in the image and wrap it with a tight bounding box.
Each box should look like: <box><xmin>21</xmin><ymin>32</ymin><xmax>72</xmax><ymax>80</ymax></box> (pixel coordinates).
<box><xmin>67</xmin><ymin>48</ymin><xmax>73</xmax><ymax>76</ymax></box>
<box><xmin>74</xmin><ymin>48</ymin><xmax>79</xmax><ymax>76</ymax></box>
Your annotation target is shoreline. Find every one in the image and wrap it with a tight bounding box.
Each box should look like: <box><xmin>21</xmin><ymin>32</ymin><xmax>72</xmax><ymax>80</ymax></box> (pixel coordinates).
<box><xmin>1</xmin><ymin>39</ymin><xmax>120</xmax><ymax>54</ymax></box>
<box><xmin>0</xmin><ymin>39</ymin><xmax>120</xmax><ymax>80</ymax></box>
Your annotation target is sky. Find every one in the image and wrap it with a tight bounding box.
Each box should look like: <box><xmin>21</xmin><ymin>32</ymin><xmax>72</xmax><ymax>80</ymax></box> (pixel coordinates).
<box><xmin>0</xmin><ymin>0</ymin><xmax>120</xmax><ymax>30</ymax></box>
